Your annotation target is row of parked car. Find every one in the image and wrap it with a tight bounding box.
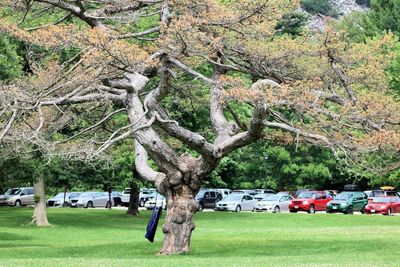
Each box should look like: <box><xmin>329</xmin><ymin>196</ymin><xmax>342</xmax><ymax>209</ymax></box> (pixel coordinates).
<box><xmin>211</xmin><ymin>187</ymin><xmax>400</xmax><ymax>215</ymax></box>
<box><xmin>1</xmin><ymin>186</ymin><xmax>399</xmax><ymax>215</ymax></box>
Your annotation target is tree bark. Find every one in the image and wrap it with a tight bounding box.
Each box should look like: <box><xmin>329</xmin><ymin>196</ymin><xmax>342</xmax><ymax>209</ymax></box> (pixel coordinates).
<box><xmin>31</xmin><ymin>177</ymin><xmax>50</xmax><ymax>226</ymax></box>
<box><xmin>159</xmin><ymin>185</ymin><xmax>198</xmax><ymax>255</ymax></box>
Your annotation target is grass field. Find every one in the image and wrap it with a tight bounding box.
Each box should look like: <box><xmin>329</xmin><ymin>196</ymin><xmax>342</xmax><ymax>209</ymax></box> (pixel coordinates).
<box><xmin>0</xmin><ymin>207</ymin><xmax>399</xmax><ymax>267</ymax></box>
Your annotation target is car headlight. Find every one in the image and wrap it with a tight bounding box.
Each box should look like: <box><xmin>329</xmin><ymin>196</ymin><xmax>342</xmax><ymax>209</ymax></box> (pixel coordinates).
<box><xmin>340</xmin><ymin>203</ymin><xmax>347</xmax><ymax>207</ymax></box>
<box><xmin>303</xmin><ymin>201</ymin><xmax>309</xmax><ymax>205</ymax></box>
<box><xmin>380</xmin><ymin>206</ymin><xmax>387</xmax><ymax>209</ymax></box>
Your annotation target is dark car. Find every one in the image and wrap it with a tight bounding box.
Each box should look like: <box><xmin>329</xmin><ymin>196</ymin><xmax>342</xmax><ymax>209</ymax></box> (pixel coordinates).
<box><xmin>111</xmin><ymin>191</ymin><xmax>122</xmax><ymax>206</ymax></box>
<box><xmin>195</xmin><ymin>189</ymin><xmax>222</xmax><ymax>210</ymax></box>
<box><xmin>326</xmin><ymin>191</ymin><xmax>368</xmax><ymax>214</ymax></box>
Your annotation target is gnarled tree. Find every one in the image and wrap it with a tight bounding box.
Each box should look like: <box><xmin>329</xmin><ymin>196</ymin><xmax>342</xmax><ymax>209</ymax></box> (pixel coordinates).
<box><xmin>1</xmin><ymin>0</ymin><xmax>400</xmax><ymax>254</ymax></box>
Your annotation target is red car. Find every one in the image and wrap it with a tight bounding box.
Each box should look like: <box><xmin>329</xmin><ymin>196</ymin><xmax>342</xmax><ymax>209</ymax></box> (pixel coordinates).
<box><xmin>364</xmin><ymin>196</ymin><xmax>400</xmax><ymax>215</ymax></box>
<box><xmin>289</xmin><ymin>191</ymin><xmax>332</xmax><ymax>213</ymax></box>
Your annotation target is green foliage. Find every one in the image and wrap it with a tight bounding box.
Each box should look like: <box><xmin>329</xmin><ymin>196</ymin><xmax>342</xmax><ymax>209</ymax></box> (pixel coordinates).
<box><xmin>367</xmin><ymin>0</ymin><xmax>400</xmax><ymax>36</ymax></box>
<box><xmin>0</xmin><ymin>34</ymin><xmax>23</xmax><ymax>81</ymax></box>
<box><xmin>207</xmin><ymin>140</ymin><xmax>346</xmax><ymax>190</ymax></box>
<box><xmin>387</xmin><ymin>48</ymin><xmax>400</xmax><ymax>95</ymax></box>
<box><xmin>300</xmin><ymin>0</ymin><xmax>339</xmax><ymax>18</ymax></box>
<box><xmin>275</xmin><ymin>11</ymin><xmax>308</xmax><ymax>36</ymax></box>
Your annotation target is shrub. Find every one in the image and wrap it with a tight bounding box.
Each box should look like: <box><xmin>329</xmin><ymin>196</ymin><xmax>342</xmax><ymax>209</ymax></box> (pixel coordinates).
<box><xmin>275</xmin><ymin>11</ymin><xmax>309</xmax><ymax>36</ymax></box>
<box><xmin>300</xmin><ymin>0</ymin><xmax>339</xmax><ymax>18</ymax></box>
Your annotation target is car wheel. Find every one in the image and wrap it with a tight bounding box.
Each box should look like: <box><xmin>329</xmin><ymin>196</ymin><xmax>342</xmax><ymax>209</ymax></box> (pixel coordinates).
<box><xmin>198</xmin><ymin>203</ymin><xmax>204</xmax><ymax>211</ymax></box>
<box><xmin>62</xmin><ymin>202</ymin><xmax>68</xmax><ymax>207</ymax></box>
<box><xmin>274</xmin><ymin>206</ymin><xmax>281</xmax><ymax>213</ymax></box>
<box><xmin>86</xmin><ymin>201</ymin><xmax>93</xmax><ymax>208</ymax></box>
<box><xmin>346</xmin><ymin>206</ymin><xmax>353</xmax><ymax>215</ymax></box>
<box><xmin>387</xmin><ymin>208</ymin><xmax>392</xmax><ymax>216</ymax></box>
<box><xmin>235</xmin><ymin>205</ymin><xmax>241</xmax><ymax>212</ymax></box>
<box><xmin>308</xmin><ymin>205</ymin><xmax>315</xmax><ymax>214</ymax></box>
<box><xmin>105</xmin><ymin>201</ymin><xmax>111</xmax><ymax>208</ymax></box>
<box><xmin>360</xmin><ymin>205</ymin><xmax>366</xmax><ymax>214</ymax></box>
<box><xmin>14</xmin><ymin>200</ymin><xmax>21</xmax><ymax>207</ymax></box>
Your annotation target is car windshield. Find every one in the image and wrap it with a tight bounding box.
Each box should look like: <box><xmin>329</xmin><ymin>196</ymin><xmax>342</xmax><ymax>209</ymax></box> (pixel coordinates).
<box><xmin>335</xmin><ymin>193</ymin><xmax>352</xmax><ymax>200</ymax></box>
<box><xmin>4</xmin><ymin>188</ymin><xmax>21</xmax><ymax>195</ymax></box>
<box><xmin>262</xmin><ymin>195</ymin><xmax>280</xmax><ymax>201</ymax></box>
<box><xmin>54</xmin><ymin>193</ymin><xmax>66</xmax><ymax>198</ymax></box>
<box><xmin>224</xmin><ymin>195</ymin><xmax>242</xmax><ymax>201</ymax></box>
<box><xmin>123</xmin><ymin>189</ymin><xmax>131</xmax><ymax>194</ymax></box>
<box><xmin>298</xmin><ymin>192</ymin><xmax>316</xmax><ymax>199</ymax></box>
<box><xmin>372</xmin><ymin>197</ymin><xmax>392</xmax><ymax>203</ymax></box>
<box><xmin>80</xmin><ymin>192</ymin><xmax>94</xmax><ymax>197</ymax></box>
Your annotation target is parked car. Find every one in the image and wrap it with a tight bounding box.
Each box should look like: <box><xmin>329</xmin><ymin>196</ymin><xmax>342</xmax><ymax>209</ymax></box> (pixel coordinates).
<box><xmin>343</xmin><ymin>184</ymin><xmax>360</xmax><ymax>191</ymax></box>
<box><xmin>277</xmin><ymin>191</ymin><xmax>294</xmax><ymax>197</ymax></box>
<box><xmin>253</xmin><ymin>193</ymin><xmax>275</xmax><ymax>201</ymax></box>
<box><xmin>215</xmin><ymin>194</ymin><xmax>257</xmax><ymax>212</ymax></box>
<box><xmin>326</xmin><ymin>191</ymin><xmax>368</xmax><ymax>214</ymax></box>
<box><xmin>70</xmin><ymin>192</ymin><xmax>114</xmax><ymax>208</ymax></box>
<box><xmin>364</xmin><ymin>196</ymin><xmax>400</xmax><ymax>215</ymax></box>
<box><xmin>253</xmin><ymin>194</ymin><xmax>293</xmax><ymax>213</ymax></box>
<box><xmin>294</xmin><ymin>188</ymin><xmax>316</xmax><ymax>198</ymax></box>
<box><xmin>289</xmin><ymin>191</ymin><xmax>332</xmax><ymax>213</ymax></box>
<box><xmin>232</xmin><ymin>189</ymin><xmax>257</xmax><ymax>196</ymax></box>
<box><xmin>364</xmin><ymin>190</ymin><xmax>399</xmax><ymax>202</ymax></box>
<box><xmin>47</xmin><ymin>192</ymin><xmax>81</xmax><ymax>207</ymax></box>
<box><xmin>111</xmin><ymin>191</ymin><xmax>122</xmax><ymax>206</ymax></box>
<box><xmin>211</xmin><ymin>188</ymin><xmax>232</xmax><ymax>199</ymax></box>
<box><xmin>195</xmin><ymin>189</ymin><xmax>222</xmax><ymax>210</ymax></box>
<box><xmin>0</xmin><ymin>187</ymin><xmax>35</xmax><ymax>206</ymax></box>
<box><xmin>121</xmin><ymin>188</ymin><xmax>156</xmax><ymax>207</ymax></box>
<box><xmin>254</xmin><ymin>189</ymin><xmax>276</xmax><ymax>194</ymax></box>
<box><xmin>144</xmin><ymin>195</ymin><xmax>167</xmax><ymax>210</ymax></box>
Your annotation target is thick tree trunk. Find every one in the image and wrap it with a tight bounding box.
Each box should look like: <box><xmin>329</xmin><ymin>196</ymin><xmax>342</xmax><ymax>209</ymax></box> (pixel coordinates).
<box><xmin>126</xmin><ymin>181</ymin><xmax>140</xmax><ymax>216</ymax></box>
<box><xmin>159</xmin><ymin>185</ymin><xmax>198</xmax><ymax>255</ymax></box>
<box><xmin>31</xmin><ymin>177</ymin><xmax>50</xmax><ymax>226</ymax></box>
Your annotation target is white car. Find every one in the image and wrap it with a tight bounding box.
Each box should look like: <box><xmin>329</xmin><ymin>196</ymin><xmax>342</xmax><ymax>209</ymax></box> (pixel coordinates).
<box><xmin>215</xmin><ymin>194</ymin><xmax>257</xmax><ymax>212</ymax></box>
<box><xmin>121</xmin><ymin>188</ymin><xmax>156</xmax><ymax>207</ymax></box>
<box><xmin>70</xmin><ymin>192</ymin><xmax>114</xmax><ymax>208</ymax></box>
<box><xmin>253</xmin><ymin>194</ymin><xmax>294</xmax><ymax>213</ymax></box>
<box><xmin>144</xmin><ymin>195</ymin><xmax>167</xmax><ymax>210</ymax></box>
<box><xmin>47</xmin><ymin>192</ymin><xmax>81</xmax><ymax>207</ymax></box>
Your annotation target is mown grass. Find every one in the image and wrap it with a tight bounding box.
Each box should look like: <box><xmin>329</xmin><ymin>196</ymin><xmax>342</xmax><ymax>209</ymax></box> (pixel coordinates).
<box><xmin>0</xmin><ymin>207</ymin><xmax>399</xmax><ymax>266</ymax></box>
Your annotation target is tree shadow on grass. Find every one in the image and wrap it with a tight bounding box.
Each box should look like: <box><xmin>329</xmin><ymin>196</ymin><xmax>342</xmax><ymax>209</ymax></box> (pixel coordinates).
<box><xmin>0</xmin><ymin>232</ymin><xmax>33</xmax><ymax>241</ymax></box>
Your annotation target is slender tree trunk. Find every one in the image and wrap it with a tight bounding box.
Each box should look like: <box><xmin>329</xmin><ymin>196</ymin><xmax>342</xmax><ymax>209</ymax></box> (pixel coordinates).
<box><xmin>31</xmin><ymin>177</ymin><xmax>50</xmax><ymax>226</ymax></box>
<box><xmin>63</xmin><ymin>185</ymin><xmax>67</xmax><ymax>207</ymax></box>
<box><xmin>159</xmin><ymin>185</ymin><xmax>198</xmax><ymax>255</ymax></box>
<box><xmin>127</xmin><ymin>168</ymin><xmax>140</xmax><ymax>216</ymax></box>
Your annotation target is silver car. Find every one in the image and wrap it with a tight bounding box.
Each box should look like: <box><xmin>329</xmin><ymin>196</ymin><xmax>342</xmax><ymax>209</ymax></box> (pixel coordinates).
<box><xmin>70</xmin><ymin>192</ymin><xmax>114</xmax><ymax>208</ymax></box>
<box><xmin>0</xmin><ymin>187</ymin><xmax>35</xmax><ymax>206</ymax></box>
<box><xmin>144</xmin><ymin>195</ymin><xmax>167</xmax><ymax>210</ymax></box>
<box><xmin>253</xmin><ymin>194</ymin><xmax>294</xmax><ymax>213</ymax></box>
<box><xmin>215</xmin><ymin>194</ymin><xmax>257</xmax><ymax>212</ymax></box>
<box><xmin>47</xmin><ymin>192</ymin><xmax>81</xmax><ymax>207</ymax></box>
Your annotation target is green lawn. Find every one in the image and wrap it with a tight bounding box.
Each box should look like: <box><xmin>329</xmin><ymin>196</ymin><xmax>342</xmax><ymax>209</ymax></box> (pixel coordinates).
<box><xmin>0</xmin><ymin>207</ymin><xmax>399</xmax><ymax>266</ymax></box>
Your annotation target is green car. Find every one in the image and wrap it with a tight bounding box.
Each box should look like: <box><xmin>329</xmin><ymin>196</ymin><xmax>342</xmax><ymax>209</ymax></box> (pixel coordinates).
<box><xmin>326</xmin><ymin>191</ymin><xmax>368</xmax><ymax>214</ymax></box>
